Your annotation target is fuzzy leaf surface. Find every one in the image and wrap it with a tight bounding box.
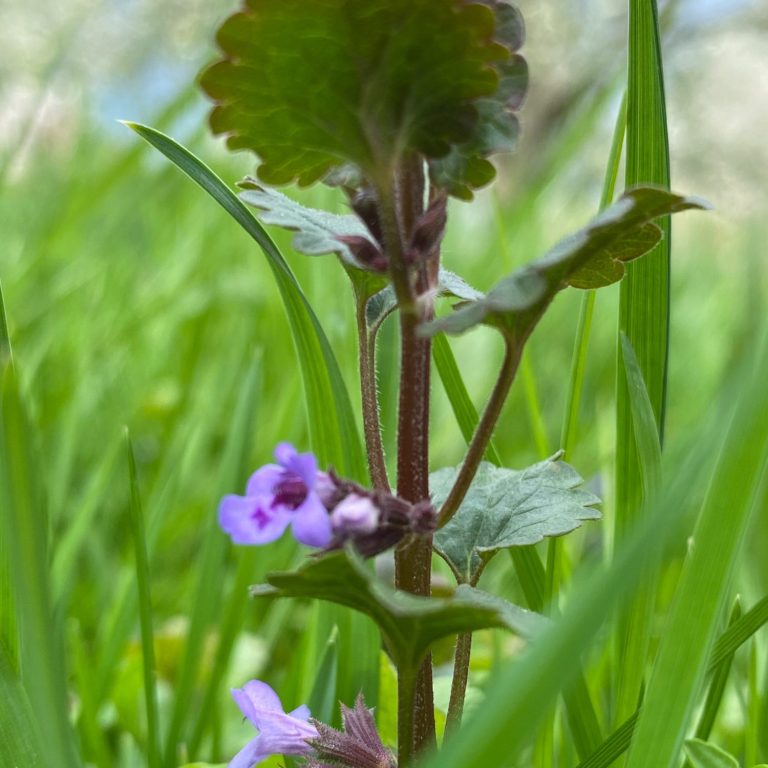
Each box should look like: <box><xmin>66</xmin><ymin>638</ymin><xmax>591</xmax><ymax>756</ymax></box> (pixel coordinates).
<box><xmin>239</xmin><ymin>180</ymin><xmax>376</xmax><ymax>269</ymax></box>
<box><xmin>422</xmin><ymin>187</ymin><xmax>709</xmax><ymax>338</ymax></box>
<box><xmin>252</xmin><ymin>549</ymin><xmax>526</xmax><ymax>668</ymax></box>
<box><xmin>432</xmin><ymin>455</ymin><xmax>600</xmax><ymax>583</ymax></box>
<box><xmin>200</xmin><ymin>0</ymin><xmax>509</xmax><ymax>186</ymax></box>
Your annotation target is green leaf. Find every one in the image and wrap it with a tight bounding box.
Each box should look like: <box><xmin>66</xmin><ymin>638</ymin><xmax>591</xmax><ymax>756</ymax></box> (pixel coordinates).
<box><xmin>124</xmin><ymin>122</ymin><xmax>366</xmax><ymax>480</ymax></box>
<box><xmin>200</xmin><ymin>0</ymin><xmax>512</xmax><ymax>187</ymax></box>
<box><xmin>431</xmin><ymin>455</ymin><xmax>600</xmax><ymax>584</ymax></box>
<box><xmin>252</xmin><ymin>549</ymin><xmax>516</xmax><ymax>669</ymax></box>
<box><xmin>238</xmin><ymin>180</ymin><xmax>381</xmax><ymax>271</ymax></box>
<box><xmin>430</xmin><ymin>2</ymin><xmax>528</xmax><ymax>199</ymax></box>
<box><xmin>614</xmin><ymin>0</ymin><xmax>673</xmax><ymax>727</ymax></box>
<box><xmin>684</xmin><ymin>739</ymin><xmax>740</xmax><ymax>768</ymax></box>
<box><xmin>421</xmin><ymin>187</ymin><xmax>708</xmax><ymax>338</ymax></box>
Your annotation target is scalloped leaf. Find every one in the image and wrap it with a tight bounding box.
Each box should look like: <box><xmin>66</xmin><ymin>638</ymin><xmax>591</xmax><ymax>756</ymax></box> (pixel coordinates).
<box><xmin>200</xmin><ymin>0</ymin><xmax>511</xmax><ymax>187</ymax></box>
<box><xmin>252</xmin><ymin>548</ymin><xmax>532</xmax><ymax>669</ymax></box>
<box><xmin>429</xmin><ymin>2</ymin><xmax>528</xmax><ymax>199</ymax></box>
<box><xmin>432</xmin><ymin>454</ymin><xmax>600</xmax><ymax>584</ymax></box>
<box><xmin>421</xmin><ymin>187</ymin><xmax>709</xmax><ymax>338</ymax></box>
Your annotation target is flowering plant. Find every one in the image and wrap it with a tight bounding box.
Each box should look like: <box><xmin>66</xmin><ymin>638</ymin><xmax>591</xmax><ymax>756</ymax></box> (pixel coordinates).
<box><xmin>127</xmin><ymin>1</ymin><xmax>707</xmax><ymax>766</ymax></box>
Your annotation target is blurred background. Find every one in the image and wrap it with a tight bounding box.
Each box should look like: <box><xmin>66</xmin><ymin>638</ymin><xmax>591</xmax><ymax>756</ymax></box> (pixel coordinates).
<box><xmin>1</xmin><ymin>0</ymin><xmax>766</xmax><ymax>764</ymax></box>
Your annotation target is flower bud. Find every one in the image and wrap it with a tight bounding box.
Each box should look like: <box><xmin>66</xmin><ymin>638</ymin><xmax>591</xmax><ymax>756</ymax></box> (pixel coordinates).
<box><xmin>332</xmin><ymin>494</ymin><xmax>379</xmax><ymax>535</ymax></box>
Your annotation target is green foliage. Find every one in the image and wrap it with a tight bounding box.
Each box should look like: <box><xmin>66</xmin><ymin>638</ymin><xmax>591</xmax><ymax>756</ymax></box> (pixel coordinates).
<box><xmin>422</xmin><ymin>187</ymin><xmax>708</xmax><ymax>338</ymax></box>
<box><xmin>252</xmin><ymin>548</ymin><xmax>531</xmax><ymax>669</ymax></box>
<box><xmin>125</xmin><ymin>122</ymin><xmax>366</xmax><ymax>480</ymax></box>
<box><xmin>239</xmin><ymin>180</ymin><xmax>382</xmax><ymax>271</ymax></box>
<box><xmin>431</xmin><ymin>456</ymin><xmax>600</xmax><ymax>584</ymax></box>
<box><xmin>200</xmin><ymin>0</ymin><xmax>514</xmax><ymax>190</ymax></box>
<box><xmin>684</xmin><ymin>739</ymin><xmax>740</xmax><ymax>768</ymax></box>
<box><xmin>614</xmin><ymin>0</ymin><xmax>673</xmax><ymax>730</ymax></box>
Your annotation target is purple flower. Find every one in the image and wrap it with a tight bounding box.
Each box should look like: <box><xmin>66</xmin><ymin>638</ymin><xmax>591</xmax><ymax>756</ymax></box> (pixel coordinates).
<box><xmin>228</xmin><ymin>680</ymin><xmax>317</xmax><ymax>768</ymax></box>
<box><xmin>219</xmin><ymin>443</ymin><xmax>333</xmax><ymax>548</ymax></box>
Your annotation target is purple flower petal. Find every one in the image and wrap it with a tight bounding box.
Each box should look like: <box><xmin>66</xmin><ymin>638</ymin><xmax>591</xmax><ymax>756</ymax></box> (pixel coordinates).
<box><xmin>228</xmin><ymin>681</ymin><xmax>317</xmax><ymax>766</ymax></box>
<box><xmin>274</xmin><ymin>442</ymin><xmax>298</xmax><ymax>467</ymax></box>
<box><xmin>219</xmin><ymin>495</ymin><xmax>290</xmax><ymax>545</ymax></box>
<box><xmin>291</xmin><ymin>493</ymin><xmax>333</xmax><ymax>547</ymax></box>
<box><xmin>288</xmin><ymin>704</ymin><xmax>311</xmax><ymax>722</ymax></box>
<box><xmin>245</xmin><ymin>464</ymin><xmax>283</xmax><ymax>496</ymax></box>
<box><xmin>232</xmin><ymin>681</ymin><xmax>284</xmax><ymax>725</ymax></box>
<box><xmin>228</xmin><ymin>736</ymin><xmax>269</xmax><ymax>768</ymax></box>
<box><xmin>285</xmin><ymin>450</ymin><xmax>319</xmax><ymax>488</ymax></box>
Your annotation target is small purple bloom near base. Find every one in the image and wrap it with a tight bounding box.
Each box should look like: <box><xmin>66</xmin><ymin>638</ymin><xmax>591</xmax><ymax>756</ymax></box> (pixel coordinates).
<box><xmin>219</xmin><ymin>442</ymin><xmax>333</xmax><ymax>548</ymax></box>
<box><xmin>227</xmin><ymin>680</ymin><xmax>317</xmax><ymax>768</ymax></box>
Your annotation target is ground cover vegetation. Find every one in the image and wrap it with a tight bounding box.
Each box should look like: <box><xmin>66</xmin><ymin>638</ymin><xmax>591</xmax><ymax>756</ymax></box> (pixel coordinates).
<box><xmin>1</xmin><ymin>1</ymin><xmax>767</xmax><ymax>768</ymax></box>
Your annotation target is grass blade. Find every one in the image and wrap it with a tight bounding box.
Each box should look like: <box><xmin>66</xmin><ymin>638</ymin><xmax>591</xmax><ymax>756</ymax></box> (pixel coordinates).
<box><xmin>693</xmin><ymin>599</ymin><xmax>742</xmax><ymax>743</ymax></box>
<box><xmin>561</xmin><ymin>91</ymin><xmax>626</xmax><ymax>458</ymax></box>
<box><xmin>576</xmin><ymin>595</ymin><xmax>768</xmax><ymax>768</ymax></box>
<box><xmin>125</xmin><ymin>431</ymin><xmax>162</xmax><ymax>768</ymax></box>
<box><xmin>124</xmin><ymin>122</ymin><xmax>365</xmax><ymax>480</ymax></box>
<box><xmin>0</xmin><ymin>648</ymin><xmax>45</xmax><ymax>768</ymax></box>
<box><xmin>624</xmin><ymin>362</ymin><xmax>768</xmax><ymax>768</ymax></box>
<box><xmin>432</xmin><ymin>333</ymin><xmax>500</xmax><ymax>464</ymax></box>
<box><xmin>0</xmin><ymin>315</ymin><xmax>81</xmax><ymax>767</ymax></box>
<box><xmin>163</xmin><ymin>357</ymin><xmax>260</xmax><ymax>766</ymax></box>
<box><xmin>614</xmin><ymin>0</ymin><xmax>672</xmax><ymax>728</ymax></box>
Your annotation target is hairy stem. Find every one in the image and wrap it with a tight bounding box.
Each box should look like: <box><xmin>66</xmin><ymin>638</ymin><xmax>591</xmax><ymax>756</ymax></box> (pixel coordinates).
<box><xmin>355</xmin><ymin>295</ymin><xmax>390</xmax><ymax>492</ymax></box>
<box><xmin>376</xmin><ymin>160</ymin><xmax>436</xmax><ymax>763</ymax></box>
<box><xmin>438</xmin><ymin>337</ymin><xmax>522</xmax><ymax>527</ymax></box>
<box><xmin>445</xmin><ymin>631</ymin><xmax>473</xmax><ymax>736</ymax></box>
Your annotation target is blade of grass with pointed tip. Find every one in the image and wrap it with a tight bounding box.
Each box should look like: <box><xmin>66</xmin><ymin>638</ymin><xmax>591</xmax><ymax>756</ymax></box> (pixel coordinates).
<box><xmin>125</xmin><ymin>122</ymin><xmax>365</xmax><ymax>480</ymax></box>
<box><xmin>125</xmin><ymin>431</ymin><xmax>162</xmax><ymax>768</ymax></box>
<box><xmin>614</xmin><ymin>0</ymin><xmax>672</xmax><ymax>729</ymax></box>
